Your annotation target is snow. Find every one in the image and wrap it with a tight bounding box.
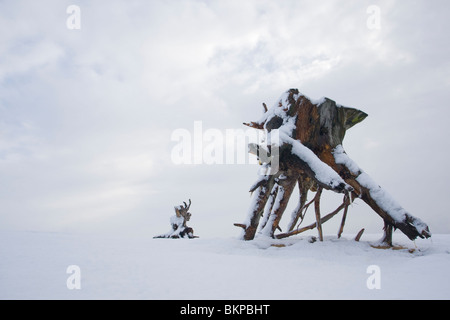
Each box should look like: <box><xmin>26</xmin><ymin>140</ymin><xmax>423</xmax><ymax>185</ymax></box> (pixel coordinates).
<box><xmin>310</xmin><ymin>96</ymin><xmax>327</xmax><ymax>105</ymax></box>
<box><xmin>242</xmin><ymin>186</ymin><xmax>263</xmax><ymax>230</ymax></box>
<box><xmin>260</xmin><ymin>184</ymin><xmax>285</xmax><ymax>237</ymax></box>
<box><xmin>1</xmin><ymin>230</ymin><xmax>449</xmax><ymax>300</ymax></box>
<box><xmin>333</xmin><ymin>144</ymin><xmax>361</xmax><ymax>175</ymax></box>
<box><xmin>252</xmin><ymin>91</ymin><xmax>352</xmax><ymax>193</ymax></box>
<box><xmin>252</xmin><ymin>91</ymin><xmax>354</xmax><ymax>194</ymax></box>
<box><xmin>280</xmin><ymin>132</ymin><xmax>351</xmax><ymax>192</ymax></box>
<box><xmin>170</xmin><ymin>215</ymin><xmax>184</xmax><ymax>228</ymax></box>
<box><xmin>257</xmin><ymin>91</ymin><xmax>298</xmax><ymax>137</ymax></box>
<box><xmin>333</xmin><ymin>145</ymin><xmax>429</xmax><ymax>234</ymax></box>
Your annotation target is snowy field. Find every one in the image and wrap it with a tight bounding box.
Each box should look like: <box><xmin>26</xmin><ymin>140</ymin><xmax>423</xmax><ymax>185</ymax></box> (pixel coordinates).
<box><xmin>0</xmin><ymin>230</ymin><xmax>449</xmax><ymax>300</ymax></box>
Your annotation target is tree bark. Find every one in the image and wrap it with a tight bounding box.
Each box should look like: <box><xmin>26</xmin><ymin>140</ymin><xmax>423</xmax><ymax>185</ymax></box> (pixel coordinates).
<box><xmin>314</xmin><ymin>187</ymin><xmax>324</xmax><ymax>241</ymax></box>
<box><xmin>337</xmin><ymin>199</ymin><xmax>349</xmax><ymax>238</ymax></box>
<box><xmin>354</xmin><ymin>228</ymin><xmax>365</xmax><ymax>242</ymax></box>
<box><xmin>380</xmin><ymin>221</ymin><xmax>393</xmax><ymax>246</ymax></box>
<box><xmin>287</xmin><ymin>175</ymin><xmax>314</xmax><ymax>231</ymax></box>
<box><xmin>276</xmin><ymin>196</ymin><xmax>348</xmax><ymax>239</ymax></box>
<box><xmin>329</xmin><ymin>147</ymin><xmax>430</xmax><ymax>240</ymax></box>
<box><xmin>239</xmin><ymin>89</ymin><xmax>430</xmax><ymax>242</ymax></box>
<box><xmin>260</xmin><ymin>173</ymin><xmax>298</xmax><ymax>237</ymax></box>
<box><xmin>241</xmin><ymin>175</ymin><xmax>276</xmax><ymax>240</ymax></box>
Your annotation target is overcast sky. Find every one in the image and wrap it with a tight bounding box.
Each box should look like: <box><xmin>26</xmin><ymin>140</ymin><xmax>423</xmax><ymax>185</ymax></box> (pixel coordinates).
<box><xmin>1</xmin><ymin>0</ymin><xmax>449</xmax><ymax>239</ymax></box>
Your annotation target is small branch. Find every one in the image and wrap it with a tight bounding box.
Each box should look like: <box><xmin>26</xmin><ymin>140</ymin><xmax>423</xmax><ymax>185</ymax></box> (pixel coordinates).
<box><xmin>276</xmin><ymin>195</ymin><xmax>348</xmax><ymax>239</ymax></box>
<box><xmin>259</xmin><ymin>184</ymin><xmax>279</xmax><ymax>231</ymax></box>
<box><xmin>337</xmin><ymin>195</ymin><xmax>350</xmax><ymax>238</ymax></box>
<box><xmin>381</xmin><ymin>221</ymin><xmax>393</xmax><ymax>247</ymax></box>
<box><xmin>243</xmin><ymin>122</ymin><xmax>264</xmax><ymax>130</ymax></box>
<box><xmin>314</xmin><ymin>187</ymin><xmax>324</xmax><ymax>241</ymax></box>
<box><xmin>248</xmin><ymin>143</ymin><xmax>272</xmax><ymax>164</ymax></box>
<box><xmin>249</xmin><ymin>175</ymin><xmax>269</xmax><ymax>194</ymax></box>
<box><xmin>241</xmin><ymin>175</ymin><xmax>277</xmax><ymax>241</ymax></box>
<box><xmin>261</xmin><ymin>175</ymin><xmax>297</xmax><ymax>238</ymax></box>
<box><xmin>287</xmin><ymin>176</ymin><xmax>313</xmax><ymax>232</ymax></box>
<box><xmin>354</xmin><ymin>228</ymin><xmax>365</xmax><ymax>242</ymax></box>
<box><xmin>293</xmin><ymin>196</ymin><xmax>315</xmax><ymax>229</ymax></box>
<box><xmin>234</xmin><ymin>223</ymin><xmax>246</xmax><ymax>229</ymax></box>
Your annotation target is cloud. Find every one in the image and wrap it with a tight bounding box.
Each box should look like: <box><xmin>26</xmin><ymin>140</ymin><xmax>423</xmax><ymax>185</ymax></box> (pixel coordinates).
<box><xmin>1</xmin><ymin>0</ymin><xmax>449</xmax><ymax>236</ymax></box>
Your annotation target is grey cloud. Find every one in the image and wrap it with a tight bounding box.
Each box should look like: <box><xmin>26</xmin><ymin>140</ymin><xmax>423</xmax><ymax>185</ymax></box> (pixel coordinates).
<box><xmin>1</xmin><ymin>0</ymin><xmax>449</xmax><ymax>236</ymax></box>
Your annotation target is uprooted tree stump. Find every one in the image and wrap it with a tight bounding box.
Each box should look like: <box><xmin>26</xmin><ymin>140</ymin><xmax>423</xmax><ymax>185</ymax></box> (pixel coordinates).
<box><xmin>154</xmin><ymin>199</ymin><xmax>197</xmax><ymax>239</ymax></box>
<box><xmin>234</xmin><ymin>89</ymin><xmax>431</xmax><ymax>246</ymax></box>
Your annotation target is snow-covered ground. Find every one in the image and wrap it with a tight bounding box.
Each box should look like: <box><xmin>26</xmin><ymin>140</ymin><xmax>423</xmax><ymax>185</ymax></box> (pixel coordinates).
<box><xmin>0</xmin><ymin>230</ymin><xmax>449</xmax><ymax>300</ymax></box>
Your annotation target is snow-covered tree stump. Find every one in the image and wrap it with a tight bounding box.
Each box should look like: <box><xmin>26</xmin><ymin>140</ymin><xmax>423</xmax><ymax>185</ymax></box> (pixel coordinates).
<box><xmin>235</xmin><ymin>89</ymin><xmax>431</xmax><ymax>245</ymax></box>
<box><xmin>154</xmin><ymin>199</ymin><xmax>197</xmax><ymax>239</ymax></box>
